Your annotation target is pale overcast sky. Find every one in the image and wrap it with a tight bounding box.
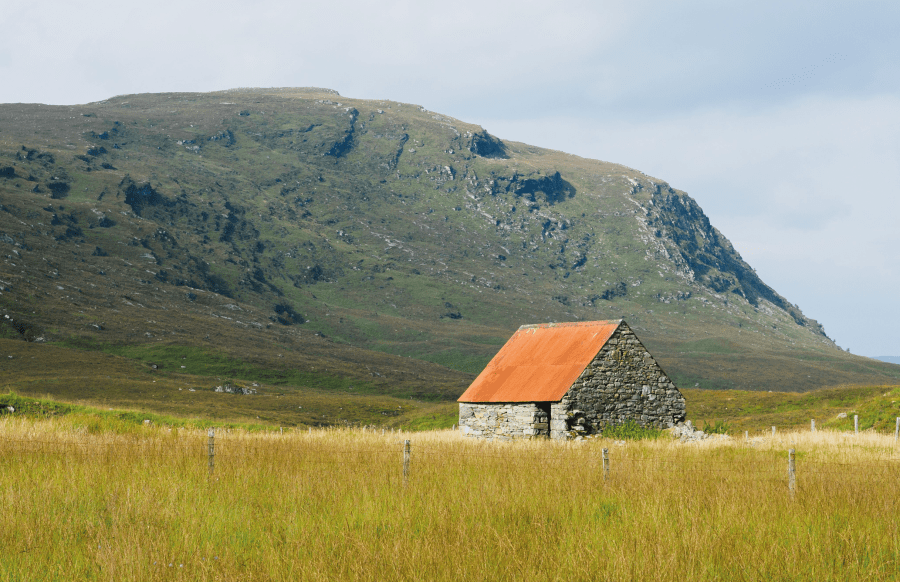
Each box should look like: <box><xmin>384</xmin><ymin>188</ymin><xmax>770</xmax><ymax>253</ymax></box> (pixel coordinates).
<box><xmin>1</xmin><ymin>0</ymin><xmax>898</xmax><ymax>357</ymax></box>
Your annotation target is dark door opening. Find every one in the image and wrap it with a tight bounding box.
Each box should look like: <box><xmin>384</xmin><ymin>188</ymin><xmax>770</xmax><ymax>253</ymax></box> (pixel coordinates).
<box><xmin>536</xmin><ymin>402</ymin><xmax>552</xmax><ymax>436</ymax></box>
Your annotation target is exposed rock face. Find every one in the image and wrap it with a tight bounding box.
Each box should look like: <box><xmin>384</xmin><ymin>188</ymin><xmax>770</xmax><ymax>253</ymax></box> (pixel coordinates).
<box><xmin>325</xmin><ymin>108</ymin><xmax>357</xmax><ymax>158</ymax></box>
<box><xmin>469</xmin><ymin>130</ymin><xmax>508</xmax><ymax>159</ymax></box>
<box><xmin>647</xmin><ymin>185</ymin><xmax>825</xmax><ymax>333</ymax></box>
<box><xmin>550</xmin><ymin>324</ymin><xmax>685</xmax><ymax>440</ymax></box>
<box><xmin>121</xmin><ymin>178</ymin><xmax>173</xmax><ymax>217</ymax></box>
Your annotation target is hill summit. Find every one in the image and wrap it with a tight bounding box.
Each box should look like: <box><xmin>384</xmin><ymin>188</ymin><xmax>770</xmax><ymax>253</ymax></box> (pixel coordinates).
<box><xmin>1</xmin><ymin>87</ymin><xmax>898</xmax><ymax>393</ymax></box>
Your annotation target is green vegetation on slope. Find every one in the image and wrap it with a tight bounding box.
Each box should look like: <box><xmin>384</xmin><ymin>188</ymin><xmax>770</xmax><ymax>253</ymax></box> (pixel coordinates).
<box><xmin>683</xmin><ymin>384</ymin><xmax>900</xmax><ymax>434</ymax></box>
<box><xmin>0</xmin><ymin>87</ymin><xmax>898</xmax><ymax>395</ymax></box>
<box><xmin>0</xmin><ymin>339</ymin><xmax>461</xmax><ymax>429</ymax></box>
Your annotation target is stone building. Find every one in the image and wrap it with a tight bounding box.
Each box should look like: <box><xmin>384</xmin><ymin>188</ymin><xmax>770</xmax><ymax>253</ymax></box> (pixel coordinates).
<box><xmin>458</xmin><ymin>320</ymin><xmax>686</xmax><ymax>440</ymax></box>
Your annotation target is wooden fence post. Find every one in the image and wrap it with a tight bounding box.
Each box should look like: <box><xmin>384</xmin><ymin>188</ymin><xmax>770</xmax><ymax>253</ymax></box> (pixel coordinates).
<box><xmin>744</xmin><ymin>430</ymin><xmax>748</xmax><ymax>442</ymax></box>
<box><xmin>602</xmin><ymin>448</ymin><xmax>610</xmax><ymax>480</ymax></box>
<box><xmin>854</xmin><ymin>415</ymin><xmax>859</xmax><ymax>435</ymax></box>
<box><xmin>895</xmin><ymin>417</ymin><xmax>899</xmax><ymax>442</ymax></box>
<box><xmin>402</xmin><ymin>440</ymin><xmax>411</xmax><ymax>487</ymax></box>
<box><xmin>811</xmin><ymin>419</ymin><xmax>815</xmax><ymax>432</ymax></box>
<box><xmin>207</xmin><ymin>428</ymin><xmax>215</xmax><ymax>475</ymax></box>
<box><xmin>772</xmin><ymin>426</ymin><xmax>776</xmax><ymax>437</ymax></box>
<box><xmin>788</xmin><ymin>449</ymin><xmax>796</xmax><ymax>497</ymax></box>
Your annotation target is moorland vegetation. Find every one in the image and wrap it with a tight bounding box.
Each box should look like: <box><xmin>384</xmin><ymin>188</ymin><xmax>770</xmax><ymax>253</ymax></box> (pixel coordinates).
<box><xmin>1</xmin><ymin>87</ymin><xmax>898</xmax><ymax>420</ymax></box>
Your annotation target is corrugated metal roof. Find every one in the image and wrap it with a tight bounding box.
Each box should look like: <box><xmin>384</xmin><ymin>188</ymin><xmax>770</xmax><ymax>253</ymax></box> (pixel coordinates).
<box><xmin>458</xmin><ymin>320</ymin><xmax>622</xmax><ymax>403</ymax></box>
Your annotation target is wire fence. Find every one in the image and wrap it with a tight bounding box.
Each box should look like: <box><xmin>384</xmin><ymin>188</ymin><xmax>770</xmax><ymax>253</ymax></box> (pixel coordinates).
<box><xmin>3</xmin><ymin>426</ymin><xmax>900</xmax><ymax>490</ymax></box>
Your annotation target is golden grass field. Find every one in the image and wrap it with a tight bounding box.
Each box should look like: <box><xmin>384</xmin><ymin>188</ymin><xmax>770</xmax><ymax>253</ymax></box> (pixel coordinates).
<box><xmin>2</xmin><ymin>415</ymin><xmax>900</xmax><ymax>581</ymax></box>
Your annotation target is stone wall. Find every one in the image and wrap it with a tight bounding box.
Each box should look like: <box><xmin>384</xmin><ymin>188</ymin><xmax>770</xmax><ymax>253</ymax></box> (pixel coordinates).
<box><xmin>458</xmin><ymin>402</ymin><xmax>549</xmax><ymax>440</ymax></box>
<box><xmin>550</xmin><ymin>323</ymin><xmax>685</xmax><ymax>440</ymax></box>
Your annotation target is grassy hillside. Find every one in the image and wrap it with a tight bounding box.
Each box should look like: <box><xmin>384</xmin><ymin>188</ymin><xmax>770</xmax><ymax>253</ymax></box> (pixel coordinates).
<box><xmin>684</xmin><ymin>384</ymin><xmax>900</xmax><ymax>434</ymax></box>
<box><xmin>1</xmin><ymin>87</ymin><xmax>898</xmax><ymax>398</ymax></box>
<box><xmin>0</xmin><ymin>338</ymin><xmax>460</xmax><ymax>429</ymax></box>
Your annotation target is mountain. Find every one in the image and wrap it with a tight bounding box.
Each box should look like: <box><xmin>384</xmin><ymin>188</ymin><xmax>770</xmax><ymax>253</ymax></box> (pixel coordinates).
<box><xmin>1</xmin><ymin>87</ymin><xmax>898</xmax><ymax>397</ymax></box>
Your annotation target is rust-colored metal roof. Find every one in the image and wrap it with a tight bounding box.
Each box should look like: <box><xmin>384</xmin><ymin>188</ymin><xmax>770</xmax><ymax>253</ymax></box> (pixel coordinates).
<box><xmin>458</xmin><ymin>320</ymin><xmax>622</xmax><ymax>403</ymax></box>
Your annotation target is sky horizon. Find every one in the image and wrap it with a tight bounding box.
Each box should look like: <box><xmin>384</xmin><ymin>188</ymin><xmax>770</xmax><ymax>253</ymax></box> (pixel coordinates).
<box><xmin>2</xmin><ymin>0</ymin><xmax>898</xmax><ymax>357</ymax></box>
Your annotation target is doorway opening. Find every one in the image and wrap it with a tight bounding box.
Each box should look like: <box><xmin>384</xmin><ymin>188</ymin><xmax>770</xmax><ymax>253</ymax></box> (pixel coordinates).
<box><xmin>536</xmin><ymin>402</ymin><xmax>552</xmax><ymax>437</ymax></box>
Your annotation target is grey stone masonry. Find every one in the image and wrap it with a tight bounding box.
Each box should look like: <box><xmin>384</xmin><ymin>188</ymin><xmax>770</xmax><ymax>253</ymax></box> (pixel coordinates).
<box><xmin>458</xmin><ymin>402</ymin><xmax>550</xmax><ymax>440</ymax></box>
<box><xmin>550</xmin><ymin>323</ymin><xmax>685</xmax><ymax>440</ymax></box>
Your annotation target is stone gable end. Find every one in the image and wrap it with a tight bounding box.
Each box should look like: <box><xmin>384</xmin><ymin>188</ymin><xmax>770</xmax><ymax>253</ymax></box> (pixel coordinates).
<box><xmin>549</xmin><ymin>323</ymin><xmax>685</xmax><ymax>440</ymax></box>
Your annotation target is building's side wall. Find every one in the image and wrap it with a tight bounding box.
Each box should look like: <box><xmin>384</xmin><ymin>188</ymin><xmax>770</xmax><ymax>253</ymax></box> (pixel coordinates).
<box><xmin>458</xmin><ymin>402</ymin><xmax>549</xmax><ymax>440</ymax></box>
<box><xmin>550</xmin><ymin>324</ymin><xmax>686</xmax><ymax>440</ymax></box>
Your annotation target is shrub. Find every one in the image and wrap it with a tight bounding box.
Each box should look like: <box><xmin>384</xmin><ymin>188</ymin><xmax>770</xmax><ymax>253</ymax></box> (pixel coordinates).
<box><xmin>703</xmin><ymin>420</ymin><xmax>730</xmax><ymax>435</ymax></box>
<box><xmin>602</xmin><ymin>420</ymin><xmax>662</xmax><ymax>441</ymax></box>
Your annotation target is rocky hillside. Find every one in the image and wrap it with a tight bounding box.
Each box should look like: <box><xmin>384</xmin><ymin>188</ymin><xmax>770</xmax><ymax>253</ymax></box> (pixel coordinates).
<box><xmin>1</xmin><ymin>87</ymin><xmax>898</xmax><ymax>394</ymax></box>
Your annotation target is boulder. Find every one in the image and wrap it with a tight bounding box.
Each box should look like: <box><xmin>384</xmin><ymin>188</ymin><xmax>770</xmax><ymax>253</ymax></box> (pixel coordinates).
<box><xmin>214</xmin><ymin>383</ymin><xmax>257</xmax><ymax>395</ymax></box>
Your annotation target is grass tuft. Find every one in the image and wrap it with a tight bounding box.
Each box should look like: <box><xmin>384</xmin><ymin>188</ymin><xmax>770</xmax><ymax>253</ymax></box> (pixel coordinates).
<box><xmin>602</xmin><ymin>420</ymin><xmax>662</xmax><ymax>440</ymax></box>
<box><xmin>702</xmin><ymin>420</ymin><xmax>731</xmax><ymax>434</ymax></box>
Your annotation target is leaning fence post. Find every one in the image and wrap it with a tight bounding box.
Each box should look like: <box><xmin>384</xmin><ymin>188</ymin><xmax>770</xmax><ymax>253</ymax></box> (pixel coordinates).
<box><xmin>788</xmin><ymin>449</ymin><xmax>796</xmax><ymax>497</ymax></box>
<box><xmin>811</xmin><ymin>419</ymin><xmax>815</xmax><ymax>432</ymax></box>
<box><xmin>602</xmin><ymin>448</ymin><xmax>610</xmax><ymax>480</ymax></box>
<box><xmin>402</xmin><ymin>439</ymin><xmax>411</xmax><ymax>487</ymax></box>
<box><xmin>207</xmin><ymin>428</ymin><xmax>215</xmax><ymax>474</ymax></box>
<box><xmin>854</xmin><ymin>415</ymin><xmax>859</xmax><ymax>435</ymax></box>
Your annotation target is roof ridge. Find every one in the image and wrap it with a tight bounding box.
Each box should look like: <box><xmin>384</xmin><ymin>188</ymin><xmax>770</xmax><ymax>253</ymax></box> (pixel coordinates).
<box><xmin>517</xmin><ymin>319</ymin><xmax>623</xmax><ymax>331</ymax></box>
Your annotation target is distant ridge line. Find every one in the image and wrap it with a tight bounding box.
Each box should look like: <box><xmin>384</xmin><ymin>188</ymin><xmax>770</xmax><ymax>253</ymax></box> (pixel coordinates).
<box><xmin>222</xmin><ymin>87</ymin><xmax>341</xmax><ymax>95</ymax></box>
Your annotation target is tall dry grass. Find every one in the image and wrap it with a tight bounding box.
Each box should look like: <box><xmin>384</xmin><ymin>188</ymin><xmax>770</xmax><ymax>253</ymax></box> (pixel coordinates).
<box><xmin>1</xmin><ymin>418</ymin><xmax>899</xmax><ymax>581</ymax></box>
